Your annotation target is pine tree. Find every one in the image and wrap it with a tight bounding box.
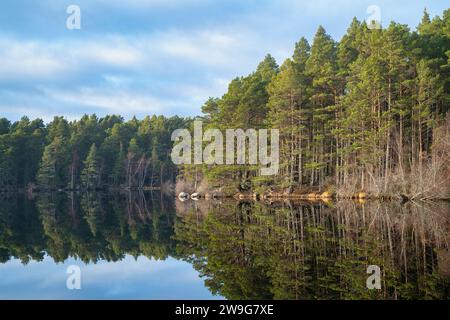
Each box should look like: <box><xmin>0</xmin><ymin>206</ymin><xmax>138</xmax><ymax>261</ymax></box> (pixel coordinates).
<box><xmin>37</xmin><ymin>136</ymin><xmax>69</xmax><ymax>190</ymax></box>
<box><xmin>413</xmin><ymin>59</ymin><xmax>443</xmax><ymax>185</ymax></box>
<box><xmin>81</xmin><ymin>144</ymin><xmax>101</xmax><ymax>190</ymax></box>
<box><xmin>268</xmin><ymin>48</ymin><xmax>309</xmax><ymax>185</ymax></box>
<box><xmin>0</xmin><ymin>118</ymin><xmax>10</xmax><ymax>135</ymax></box>
<box><xmin>305</xmin><ymin>26</ymin><xmax>338</xmax><ymax>187</ymax></box>
<box><xmin>112</xmin><ymin>142</ymin><xmax>126</xmax><ymax>186</ymax></box>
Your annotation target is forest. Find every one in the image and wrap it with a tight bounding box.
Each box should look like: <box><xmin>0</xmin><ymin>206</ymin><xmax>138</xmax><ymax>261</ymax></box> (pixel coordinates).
<box><xmin>0</xmin><ymin>114</ymin><xmax>188</xmax><ymax>191</ymax></box>
<box><xmin>180</xmin><ymin>9</ymin><xmax>450</xmax><ymax>200</ymax></box>
<box><xmin>0</xmin><ymin>9</ymin><xmax>449</xmax><ymax>199</ymax></box>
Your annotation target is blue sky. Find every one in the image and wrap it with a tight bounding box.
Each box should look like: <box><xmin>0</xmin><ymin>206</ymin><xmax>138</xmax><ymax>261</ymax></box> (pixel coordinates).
<box><xmin>0</xmin><ymin>0</ymin><xmax>448</xmax><ymax>122</ymax></box>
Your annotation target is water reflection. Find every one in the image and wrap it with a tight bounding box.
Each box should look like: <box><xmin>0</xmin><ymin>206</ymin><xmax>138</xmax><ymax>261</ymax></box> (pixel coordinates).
<box><xmin>175</xmin><ymin>199</ymin><xmax>450</xmax><ymax>300</ymax></box>
<box><xmin>0</xmin><ymin>193</ymin><xmax>449</xmax><ymax>299</ymax></box>
<box><xmin>0</xmin><ymin>192</ymin><xmax>177</xmax><ymax>264</ymax></box>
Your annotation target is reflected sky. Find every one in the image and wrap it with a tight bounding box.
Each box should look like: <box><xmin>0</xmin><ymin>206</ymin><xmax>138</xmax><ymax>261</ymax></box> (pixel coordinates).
<box><xmin>0</xmin><ymin>254</ymin><xmax>221</xmax><ymax>300</ymax></box>
<box><xmin>1</xmin><ymin>193</ymin><xmax>448</xmax><ymax>300</ymax></box>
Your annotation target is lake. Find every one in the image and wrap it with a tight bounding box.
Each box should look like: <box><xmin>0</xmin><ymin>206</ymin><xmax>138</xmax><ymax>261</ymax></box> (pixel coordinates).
<box><xmin>0</xmin><ymin>192</ymin><xmax>449</xmax><ymax>299</ymax></box>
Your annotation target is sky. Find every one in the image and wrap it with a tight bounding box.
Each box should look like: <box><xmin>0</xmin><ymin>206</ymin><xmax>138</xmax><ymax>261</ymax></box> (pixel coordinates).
<box><xmin>0</xmin><ymin>0</ymin><xmax>448</xmax><ymax>122</ymax></box>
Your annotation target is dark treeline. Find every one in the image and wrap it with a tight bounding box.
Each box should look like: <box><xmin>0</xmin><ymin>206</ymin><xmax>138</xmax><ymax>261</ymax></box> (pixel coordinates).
<box><xmin>180</xmin><ymin>9</ymin><xmax>450</xmax><ymax>199</ymax></box>
<box><xmin>0</xmin><ymin>114</ymin><xmax>188</xmax><ymax>191</ymax></box>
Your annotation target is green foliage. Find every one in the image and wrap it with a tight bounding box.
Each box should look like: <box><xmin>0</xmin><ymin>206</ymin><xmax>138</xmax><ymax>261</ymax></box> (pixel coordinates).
<box><xmin>0</xmin><ymin>114</ymin><xmax>188</xmax><ymax>191</ymax></box>
<box><xmin>0</xmin><ymin>8</ymin><xmax>449</xmax><ymax>195</ymax></box>
<box><xmin>81</xmin><ymin>144</ymin><xmax>101</xmax><ymax>190</ymax></box>
<box><xmin>181</xmin><ymin>8</ymin><xmax>450</xmax><ymax>194</ymax></box>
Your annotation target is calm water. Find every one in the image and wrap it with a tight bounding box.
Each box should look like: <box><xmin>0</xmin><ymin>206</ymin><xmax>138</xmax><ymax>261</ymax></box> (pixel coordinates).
<box><xmin>0</xmin><ymin>192</ymin><xmax>449</xmax><ymax>300</ymax></box>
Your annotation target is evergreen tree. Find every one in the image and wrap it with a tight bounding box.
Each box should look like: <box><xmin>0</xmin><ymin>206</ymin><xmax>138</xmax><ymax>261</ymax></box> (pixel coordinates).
<box><xmin>268</xmin><ymin>55</ymin><xmax>309</xmax><ymax>185</ymax></box>
<box><xmin>81</xmin><ymin>144</ymin><xmax>101</xmax><ymax>190</ymax></box>
<box><xmin>37</xmin><ymin>136</ymin><xmax>69</xmax><ymax>190</ymax></box>
<box><xmin>305</xmin><ymin>26</ymin><xmax>338</xmax><ymax>187</ymax></box>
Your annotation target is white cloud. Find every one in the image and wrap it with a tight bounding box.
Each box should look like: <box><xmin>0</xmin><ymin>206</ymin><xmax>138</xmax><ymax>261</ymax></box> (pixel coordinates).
<box><xmin>43</xmin><ymin>87</ymin><xmax>172</xmax><ymax>114</ymax></box>
<box><xmin>102</xmin><ymin>74</ymin><xmax>133</xmax><ymax>87</ymax></box>
<box><xmin>172</xmin><ymin>77</ymin><xmax>229</xmax><ymax>101</ymax></box>
<box><xmin>0</xmin><ymin>39</ymin><xmax>69</xmax><ymax>79</ymax></box>
<box><xmin>0</xmin><ymin>27</ymin><xmax>267</xmax><ymax>120</ymax></box>
<box><xmin>154</xmin><ymin>30</ymin><xmax>243</xmax><ymax>67</ymax></box>
<box><xmin>0</xmin><ymin>27</ymin><xmax>258</xmax><ymax>81</ymax></box>
<box><xmin>76</xmin><ymin>40</ymin><xmax>144</xmax><ymax>68</ymax></box>
<box><xmin>0</xmin><ymin>14</ymin><xmax>291</xmax><ymax>119</ymax></box>
<box><xmin>0</xmin><ymin>35</ymin><xmax>150</xmax><ymax>81</ymax></box>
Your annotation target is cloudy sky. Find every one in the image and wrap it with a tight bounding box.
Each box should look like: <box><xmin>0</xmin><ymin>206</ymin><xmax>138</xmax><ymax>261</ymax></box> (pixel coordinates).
<box><xmin>0</xmin><ymin>0</ymin><xmax>447</xmax><ymax>122</ymax></box>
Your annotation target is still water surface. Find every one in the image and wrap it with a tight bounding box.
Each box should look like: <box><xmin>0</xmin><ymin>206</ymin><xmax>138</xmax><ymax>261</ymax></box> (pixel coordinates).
<box><xmin>0</xmin><ymin>192</ymin><xmax>449</xmax><ymax>299</ymax></box>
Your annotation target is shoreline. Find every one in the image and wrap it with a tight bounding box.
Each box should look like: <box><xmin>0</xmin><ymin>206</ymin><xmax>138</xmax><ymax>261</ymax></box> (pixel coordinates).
<box><xmin>1</xmin><ymin>187</ymin><xmax>449</xmax><ymax>202</ymax></box>
<box><xmin>236</xmin><ymin>192</ymin><xmax>450</xmax><ymax>202</ymax></box>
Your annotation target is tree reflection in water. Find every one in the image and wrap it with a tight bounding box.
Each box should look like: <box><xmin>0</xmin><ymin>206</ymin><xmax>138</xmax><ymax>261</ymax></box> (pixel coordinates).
<box><xmin>175</xmin><ymin>199</ymin><xmax>450</xmax><ymax>300</ymax></box>
<box><xmin>0</xmin><ymin>193</ymin><xmax>449</xmax><ymax>299</ymax></box>
<box><xmin>0</xmin><ymin>192</ymin><xmax>177</xmax><ymax>264</ymax></box>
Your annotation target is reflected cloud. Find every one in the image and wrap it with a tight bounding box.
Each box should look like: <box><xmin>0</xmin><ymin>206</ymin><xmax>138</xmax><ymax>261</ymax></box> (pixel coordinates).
<box><xmin>0</xmin><ymin>255</ymin><xmax>217</xmax><ymax>300</ymax></box>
